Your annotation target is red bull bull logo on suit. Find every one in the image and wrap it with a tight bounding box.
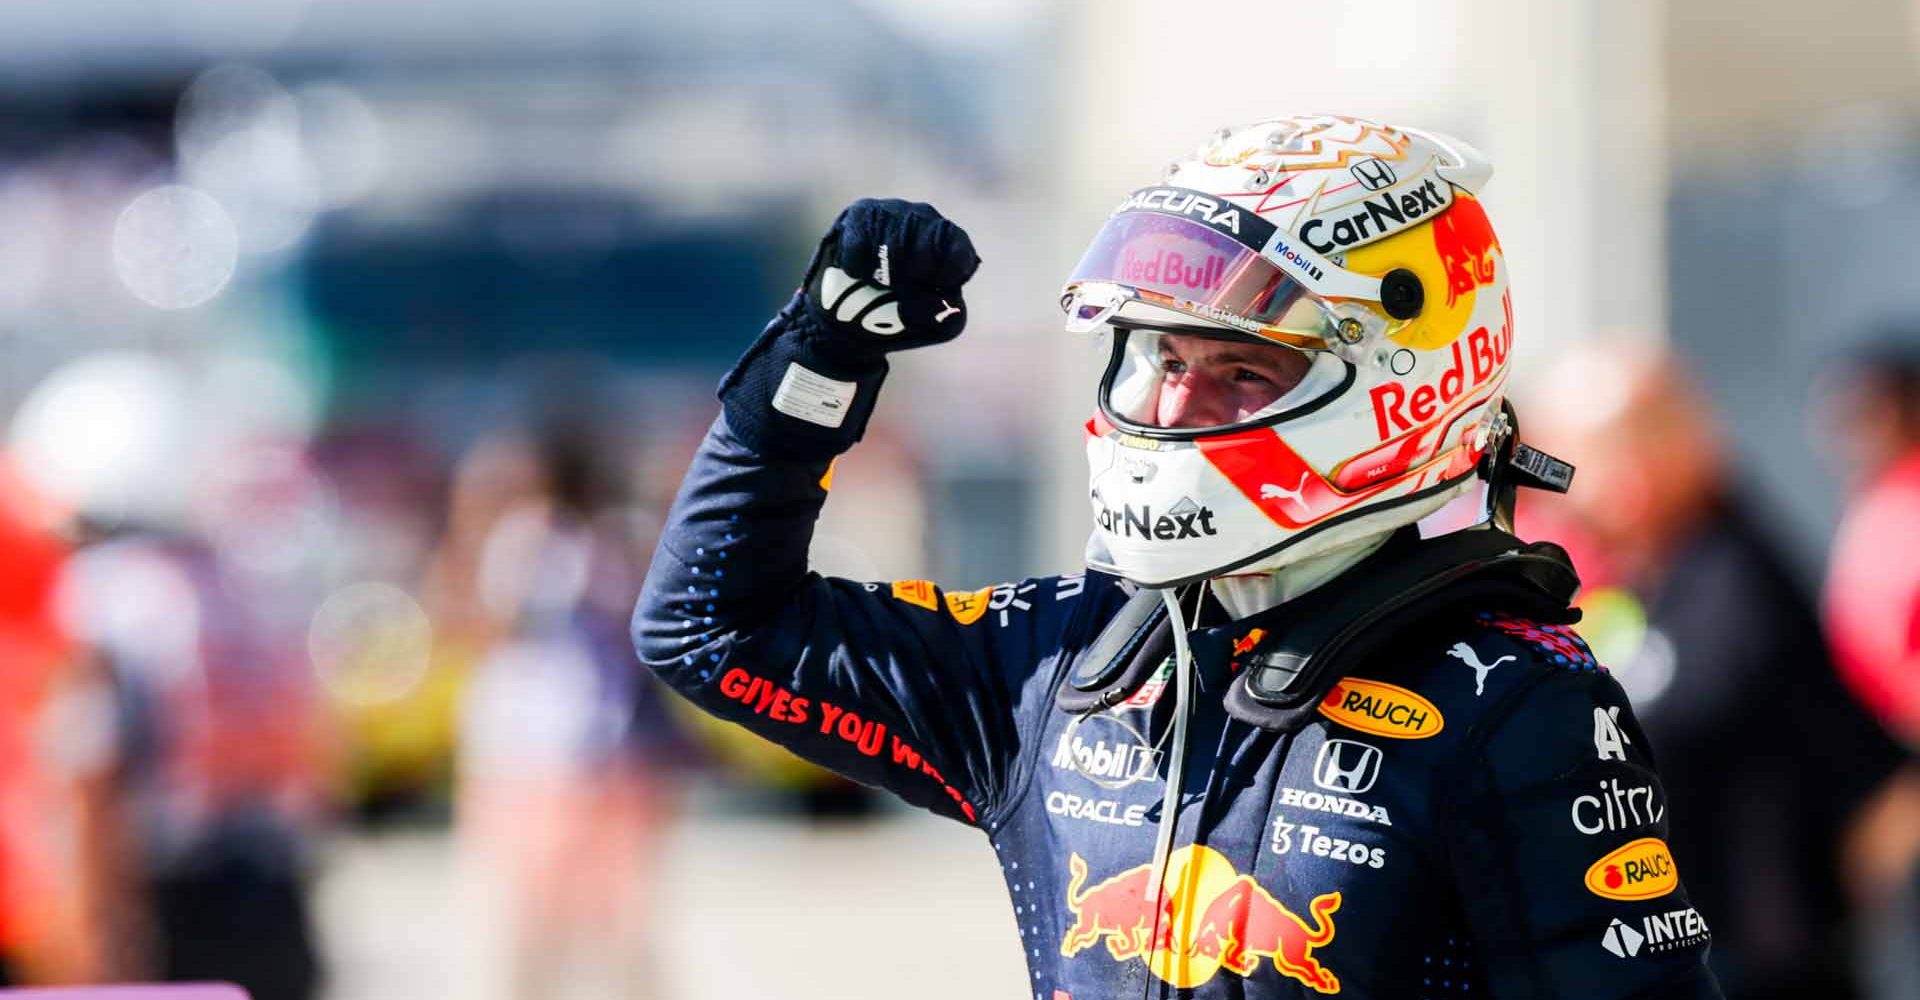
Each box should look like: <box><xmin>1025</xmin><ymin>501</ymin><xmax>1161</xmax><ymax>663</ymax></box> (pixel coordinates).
<box><xmin>1060</xmin><ymin>845</ymin><xmax>1342</xmax><ymax>992</ymax></box>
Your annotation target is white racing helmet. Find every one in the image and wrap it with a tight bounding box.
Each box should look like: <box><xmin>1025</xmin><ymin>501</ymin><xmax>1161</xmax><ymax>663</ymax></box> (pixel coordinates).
<box><xmin>1064</xmin><ymin>115</ymin><xmax>1515</xmax><ymax>588</ymax></box>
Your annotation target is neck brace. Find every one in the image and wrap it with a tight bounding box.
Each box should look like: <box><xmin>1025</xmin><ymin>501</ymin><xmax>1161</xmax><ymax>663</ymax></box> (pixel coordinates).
<box><xmin>1058</xmin><ymin>525</ymin><xmax>1581</xmax><ymax>731</ymax></box>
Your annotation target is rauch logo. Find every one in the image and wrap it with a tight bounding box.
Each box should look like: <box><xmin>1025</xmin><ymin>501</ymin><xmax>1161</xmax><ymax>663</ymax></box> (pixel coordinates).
<box><xmin>1584</xmin><ymin>837</ymin><xmax>1679</xmax><ymax>901</ymax></box>
<box><xmin>1316</xmin><ymin>678</ymin><xmax>1444</xmax><ymax>739</ymax></box>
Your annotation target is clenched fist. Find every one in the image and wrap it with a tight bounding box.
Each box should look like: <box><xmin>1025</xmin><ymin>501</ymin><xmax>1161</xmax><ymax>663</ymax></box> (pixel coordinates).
<box><xmin>803</xmin><ymin>199</ymin><xmax>980</xmax><ymax>353</ymax></box>
<box><xmin>717</xmin><ymin>199</ymin><xmax>982</xmax><ymax>460</ymax></box>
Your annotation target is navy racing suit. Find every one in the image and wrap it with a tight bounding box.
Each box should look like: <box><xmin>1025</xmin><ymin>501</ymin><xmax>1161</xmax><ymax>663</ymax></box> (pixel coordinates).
<box><xmin>633</xmin><ymin>407</ymin><xmax>1724</xmax><ymax>999</ymax></box>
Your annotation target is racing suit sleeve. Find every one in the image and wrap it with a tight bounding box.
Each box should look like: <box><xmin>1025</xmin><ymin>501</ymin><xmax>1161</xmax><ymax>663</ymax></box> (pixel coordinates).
<box><xmin>1441</xmin><ymin>664</ymin><xmax>1725</xmax><ymax>1000</ymax></box>
<box><xmin>632</xmin><ymin>392</ymin><xmax>1114</xmax><ymax>828</ymax></box>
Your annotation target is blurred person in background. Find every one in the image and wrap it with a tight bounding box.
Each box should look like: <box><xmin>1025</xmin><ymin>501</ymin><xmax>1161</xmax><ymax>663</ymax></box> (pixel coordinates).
<box><xmin>1816</xmin><ymin>333</ymin><xmax>1920</xmax><ymax>1000</ymax></box>
<box><xmin>451</xmin><ymin>421</ymin><xmax>687</xmax><ymax>1000</ymax></box>
<box><xmin>635</xmin><ymin>118</ymin><xmax>1723</xmax><ymax>998</ymax></box>
<box><xmin>1822</xmin><ymin>335</ymin><xmax>1920</xmax><ymax>743</ymax></box>
<box><xmin>43</xmin><ymin>442</ymin><xmax>341</xmax><ymax>1000</ymax></box>
<box><xmin>0</xmin><ymin>456</ymin><xmax>108</xmax><ymax>986</ymax></box>
<box><xmin>52</xmin><ymin>534</ymin><xmax>331</xmax><ymax>1000</ymax></box>
<box><xmin>1522</xmin><ymin>340</ymin><xmax>1904</xmax><ymax>1000</ymax></box>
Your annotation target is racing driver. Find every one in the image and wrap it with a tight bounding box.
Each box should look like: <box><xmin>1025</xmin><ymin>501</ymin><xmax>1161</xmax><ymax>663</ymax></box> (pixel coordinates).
<box><xmin>634</xmin><ymin>115</ymin><xmax>1724</xmax><ymax>999</ymax></box>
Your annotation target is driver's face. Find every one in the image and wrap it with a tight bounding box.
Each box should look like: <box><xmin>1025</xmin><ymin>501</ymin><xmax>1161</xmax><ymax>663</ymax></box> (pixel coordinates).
<box><xmin>1152</xmin><ymin>333</ymin><xmax>1313</xmax><ymax>429</ymax></box>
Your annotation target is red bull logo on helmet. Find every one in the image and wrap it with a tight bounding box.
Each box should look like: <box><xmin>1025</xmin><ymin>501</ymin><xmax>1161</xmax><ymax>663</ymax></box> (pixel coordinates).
<box><xmin>1430</xmin><ymin>193</ymin><xmax>1501</xmax><ymax>308</ymax></box>
<box><xmin>1116</xmin><ymin>247</ymin><xmax>1231</xmax><ymax>292</ymax></box>
<box><xmin>1060</xmin><ymin>846</ymin><xmax>1342</xmax><ymax>992</ymax></box>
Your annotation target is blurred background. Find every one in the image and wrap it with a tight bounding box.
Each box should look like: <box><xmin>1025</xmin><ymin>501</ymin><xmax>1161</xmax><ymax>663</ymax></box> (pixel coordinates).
<box><xmin>0</xmin><ymin>1</ymin><xmax>1917</xmax><ymax>999</ymax></box>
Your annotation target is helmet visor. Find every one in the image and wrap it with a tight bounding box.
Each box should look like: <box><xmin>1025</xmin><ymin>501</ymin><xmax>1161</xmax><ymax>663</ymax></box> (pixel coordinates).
<box><xmin>1102</xmin><ymin>327</ymin><xmax>1349</xmax><ymax>436</ymax></box>
<box><xmin>1064</xmin><ymin>212</ymin><xmax>1337</xmax><ymax>346</ymax></box>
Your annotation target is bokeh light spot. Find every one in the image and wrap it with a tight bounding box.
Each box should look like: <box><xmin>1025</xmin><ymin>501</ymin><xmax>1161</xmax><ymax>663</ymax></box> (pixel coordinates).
<box><xmin>112</xmin><ymin>184</ymin><xmax>239</xmax><ymax>309</ymax></box>
<box><xmin>309</xmin><ymin>581</ymin><xmax>434</xmax><ymax>706</ymax></box>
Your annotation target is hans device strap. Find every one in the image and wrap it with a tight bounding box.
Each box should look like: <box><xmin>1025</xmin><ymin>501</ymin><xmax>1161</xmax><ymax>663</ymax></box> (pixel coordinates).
<box><xmin>1057</xmin><ymin>587</ymin><xmax>1171</xmax><ymax>714</ymax></box>
<box><xmin>1220</xmin><ymin>526</ymin><xmax>1580</xmax><ymax>732</ymax></box>
<box><xmin>1056</xmin><ymin>527</ymin><xmax>1580</xmax><ymax>733</ymax></box>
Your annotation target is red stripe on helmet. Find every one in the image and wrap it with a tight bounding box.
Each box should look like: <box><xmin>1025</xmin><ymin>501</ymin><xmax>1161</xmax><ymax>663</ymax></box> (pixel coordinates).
<box><xmin>1195</xmin><ymin>429</ymin><xmax>1342</xmax><ymax>530</ymax></box>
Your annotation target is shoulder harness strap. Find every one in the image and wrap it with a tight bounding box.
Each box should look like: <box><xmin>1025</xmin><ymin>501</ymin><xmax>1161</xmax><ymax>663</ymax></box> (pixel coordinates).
<box><xmin>1221</xmin><ymin>526</ymin><xmax>1579</xmax><ymax>731</ymax></box>
<box><xmin>1056</xmin><ymin>527</ymin><xmax>1580</xmax><ymax>730</ymax></box>
<box><xmin>1056</xmin><ymin>585</ymin><xmax>1171</xmax><ymax>714</ymax></box>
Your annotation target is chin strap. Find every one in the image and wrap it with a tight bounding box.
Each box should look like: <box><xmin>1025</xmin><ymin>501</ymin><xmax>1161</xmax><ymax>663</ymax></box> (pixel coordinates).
<box><xmin>1479</xmin><ymin>400</ymin><xmax>1576</xmax><ymax>533</ymax></box>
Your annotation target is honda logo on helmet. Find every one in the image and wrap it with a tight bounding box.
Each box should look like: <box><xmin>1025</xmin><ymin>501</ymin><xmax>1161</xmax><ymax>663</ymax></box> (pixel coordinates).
<box><xmin>1349</xmin><ymin>158</ymin><xmax>1396</xmax><ymax>191</ymax></box>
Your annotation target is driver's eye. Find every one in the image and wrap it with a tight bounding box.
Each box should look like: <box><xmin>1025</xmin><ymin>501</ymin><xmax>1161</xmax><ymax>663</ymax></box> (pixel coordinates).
<box><xmin>1235</xmin><ymin>368</ymin><xmax>1273</xmax><ymax>385</ymax></box>
<box><xmin>1159</xmin><ymin>355</ymin><xmax>1187</xmax><ymax>375</ymax></box>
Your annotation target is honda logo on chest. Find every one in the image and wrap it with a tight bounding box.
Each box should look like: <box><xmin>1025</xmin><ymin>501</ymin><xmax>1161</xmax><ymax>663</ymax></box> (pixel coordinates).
<box><xmin>1312</xmin><ymin>739</ymin><xmax>1383</xmax><ymax>794</ymax></box>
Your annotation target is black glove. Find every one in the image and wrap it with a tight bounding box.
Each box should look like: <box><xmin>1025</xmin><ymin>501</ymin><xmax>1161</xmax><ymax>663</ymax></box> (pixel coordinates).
<box><xmin>802</xmin><ymin>198</ymin><xmax>979</xmax><ymax>352</ymax></box>
<box><xmin>719</xmin><ymin>199</ymin><xmax>981</xmax><ymax>460</ymax></box>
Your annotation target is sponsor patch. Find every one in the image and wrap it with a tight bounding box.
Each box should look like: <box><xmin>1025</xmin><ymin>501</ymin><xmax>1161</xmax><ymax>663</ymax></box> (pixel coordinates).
<box><xmin>944</xmin><ymin>585</ymin><xmax>995</xmax><ymax>626</ymax></box>
<box><xmin>1572</xmin><ymin>778</ymin><xmax>1666</xmax><ymax>835</ymax></box>
<box><xmin>1297</xmin><ymin>174</ymin><xmax>1453</xmax><ymax>254</ymax></box>
<box><xmin>1593</xmin><ymin>705</ymin><xmax>1632</xmax><ymax>762</ymax></box>
<box><xmin>1120</xmin><ymin>659</ymin><xmax>1172</xmax><ymax>710</ymax></box>
<box><xmin>1446</xmin><ymin>642</ymin><xmax>1514</xmax><ymax>696</ymax></box>
<box><xmin>1367</xmin><ymin>304</ymin><xmax>1509</xmax><ymax>442</ymax></box>
<box><xmin>1584</xmin><ymin>837</ymin><xmax>1679</xmax><ymax>901</ymax></box>
<box><xmin>1094</xmin><ymin>495</ymin><xmax>1220</xmax><ymax>542</ymax></box>
<box><xmin>1272</xmin><ymin>817</ymin><xmax>1387</xmax><ymax>869</ymax></box>
<box><xmin>1109</xmin><ymin>185</ymin><xmax>1277</xmax><ymax>247</ymax></box>
<box><xmin>1047</xmin><ymin>790</ymin><xmax>1148</xmax><ymax>827</ymax></box>
<box><xmin>1061</xmin><ymin>845</ymin><xmax>1342</xmax><ymax>992</ymax></box>
<box><xmin>1312</xmin><ymin>739</ymin><xmax>1382</xmax><ymax>794</ymax></box>
<box><xmin>770</xmin><ymin>362</ymin><xmax>857</xmax><ymax>428</ymax></box>
<box><xmin>1052</xmin><ymin>716</ymin><xmax>1161</xmax><ymax>788</ymax></box>
<box><xmin>1602</xmin><ymin>908</ymin><xmax>1711</xmax><ymax>958</ymax></box>
<box><xmin>890</xmin><ymin>579</ymin><xmax>938</xmax><ymax>612</ymax></box>
<box><xmin>1277</xmin><ymin>787</ymin><xmax>1391</xmax><ymax>826</ymax></box>
<box><xmin>1115</xmin><ymin>433</ymin><xmax>1168</xmax><ymax>451</ymax></box>
<box><xmin>1317</xmin><ymin>678</ymin><xmax>1444</xmax><ymax>739</ymax></box>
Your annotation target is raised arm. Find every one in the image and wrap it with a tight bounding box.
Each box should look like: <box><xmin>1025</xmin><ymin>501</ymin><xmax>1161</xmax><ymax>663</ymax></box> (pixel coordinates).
<box><xmin>633</xmin><ymin>200</ymin><xmax>1120</xmax><ymax>825</ymax></box>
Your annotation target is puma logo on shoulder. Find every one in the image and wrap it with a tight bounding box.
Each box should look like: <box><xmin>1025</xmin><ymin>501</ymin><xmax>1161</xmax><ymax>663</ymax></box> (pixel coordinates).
<box><xmin>934</xmin><ymin>299</ymin><xmax>961</xmax><ymax>323</ymax></box>
<box><xmin>1447</xmin><ymin>642</ymin><xmax>1515</xmax><ymax>697</ymax></box>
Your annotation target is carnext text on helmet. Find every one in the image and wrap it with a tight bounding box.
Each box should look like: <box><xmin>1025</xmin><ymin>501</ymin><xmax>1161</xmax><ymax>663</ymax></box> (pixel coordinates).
<box><xmin>1299</xmin><ymin>178</ymin><xmax>1448</xmax><ymax>254</ymax></box>
<box><xmin>1095</xmin><ymin>502</ymin><xmax>1220</xmax><ymax>541</ymax></box>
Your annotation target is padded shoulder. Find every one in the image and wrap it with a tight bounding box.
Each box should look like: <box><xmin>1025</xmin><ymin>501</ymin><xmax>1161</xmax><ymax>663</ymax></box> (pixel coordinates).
<box><xmin>1331</xmin><ymin>610</ymin><xmax>1610</xmax><ymax>741</ymax></box>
